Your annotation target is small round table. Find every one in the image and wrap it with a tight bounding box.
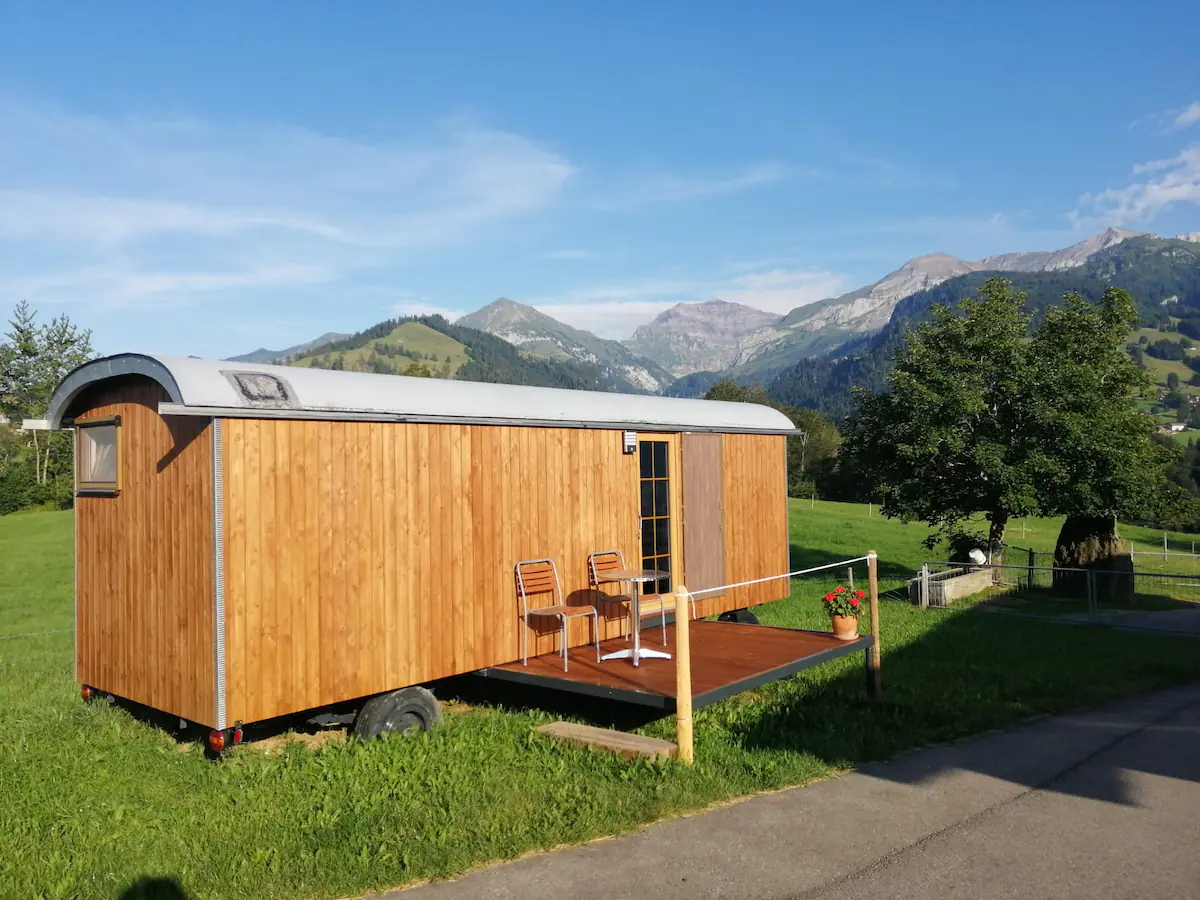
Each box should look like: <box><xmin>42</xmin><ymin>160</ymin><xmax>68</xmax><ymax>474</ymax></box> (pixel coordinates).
<box><xmin>596</xmin><ymin>568</ymin><xmax>671</xmax><ymax>667</ymax></box>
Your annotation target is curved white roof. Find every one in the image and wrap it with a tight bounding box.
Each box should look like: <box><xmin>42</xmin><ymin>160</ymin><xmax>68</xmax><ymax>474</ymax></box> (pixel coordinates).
<box><xmin>46</xmin><ymin>353</ymin><xmax>796</xmax><ymax>434</ymax></box>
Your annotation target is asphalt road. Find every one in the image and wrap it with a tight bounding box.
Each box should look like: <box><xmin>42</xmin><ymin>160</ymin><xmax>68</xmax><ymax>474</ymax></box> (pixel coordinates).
<box><xmin>381</xmin><ymin>683</ymin><xmax>1200</xmax><ymax>900</ymax></box>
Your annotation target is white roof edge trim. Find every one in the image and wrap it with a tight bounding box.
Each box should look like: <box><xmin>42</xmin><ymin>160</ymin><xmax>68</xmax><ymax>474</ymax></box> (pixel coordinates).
<box><xmin>21</xmin><ymin>419</ymin><xmax>51</xmax><ymax>431</ymax></box>
<box><xmin>158</xmin><ymin>403</ymin><xmax>799</xmax><ymax>434</ymax></box>
<box><xmin>47</xmin><ymin>353</ymin><xmax>796</xmax><ymax>434</ymax></box>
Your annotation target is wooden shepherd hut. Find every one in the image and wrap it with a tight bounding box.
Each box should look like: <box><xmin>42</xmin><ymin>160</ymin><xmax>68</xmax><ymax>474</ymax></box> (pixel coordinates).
<box><xmin>31</xmin><ymin>353</ymin><xmax>807</xmax><ymax>748</ymax></box>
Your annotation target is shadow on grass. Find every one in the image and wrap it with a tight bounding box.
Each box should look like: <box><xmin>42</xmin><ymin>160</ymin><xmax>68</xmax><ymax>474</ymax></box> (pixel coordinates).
<box><xmin>436</xmin><ymin>674</ymin><xmax>665</xmax><ymax>731</ymax></box>
<box><xmin>98</xmin><ymin>693</ymin><xmax>362</xmax><ymax>754</ymax></box>
<box><xmin>728</xmin><ymin>606</ymin><xmax>1200</xmax><ymax>806</ymax></box>
<box><xmin>119</xmin><ymin>876</ymin><xmax>189</xmax><ymax>899</ymax></box>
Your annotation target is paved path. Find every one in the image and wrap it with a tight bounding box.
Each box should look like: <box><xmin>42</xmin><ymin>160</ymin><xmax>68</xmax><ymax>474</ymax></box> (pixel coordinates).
<box><xmin>382</xmin><ymin>683</ymin><xmax>1200</xmax><ymax>900</ymax></box>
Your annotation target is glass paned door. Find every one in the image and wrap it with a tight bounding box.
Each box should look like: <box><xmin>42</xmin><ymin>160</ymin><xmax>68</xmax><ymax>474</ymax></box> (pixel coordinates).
<box><xmin>639</xmin><ymin>439</ymin><xmax>672</xmax><ymax>595</ymax></box>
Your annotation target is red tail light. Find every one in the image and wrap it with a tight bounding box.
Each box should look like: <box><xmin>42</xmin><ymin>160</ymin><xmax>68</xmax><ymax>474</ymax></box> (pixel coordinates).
<box><xmin>208</xmin><ymin>729</ymin><xmax>227</xmax><ymax>753</ymax></box>
<box><xmin>233</xmin><ymin>726</ymin><xmax>244</xmax><ymax>745</ymax></box>
<box><xmin>81</xmin><ymin>685</ymin><xmax>93</xmax><ymax>702</ymax></box>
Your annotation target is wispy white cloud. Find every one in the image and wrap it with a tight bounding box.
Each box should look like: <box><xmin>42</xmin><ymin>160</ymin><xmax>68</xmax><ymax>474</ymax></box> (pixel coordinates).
<box><xmin>0</xmin><ymin>263</ymin><xmax>338</xmax><ymax>310</ymax></box>
<box><xmin>390</xmin><ymin>299</ymin><xmax>462</xmax><ymax>320</ymax></box>
<box><xmin>1072</xmin><ymin>144</ymin><xmax>1200</xmax><ymax>226</ymax></box>
<box><xmin>0</xmin><ymin>95</ymin><xmax>576</xmax><ymax>309</ymax></box>
<box><xmin>1175</xmin><ymin>102</ymin><xmax>1200</xmax><ymax>131</ymax></box>
<box><xmin>719</xmin><ymin>268</ymin><xmax>846</xmax><ymax>312</ymax></box>
<box><xmin>596</xmin><ymin>162</ymin><xmax>804</xmax><ymax>210</ymax></box>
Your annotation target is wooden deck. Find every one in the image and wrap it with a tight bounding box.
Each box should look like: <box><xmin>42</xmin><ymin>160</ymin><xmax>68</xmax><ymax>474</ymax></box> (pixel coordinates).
<box><xmin>479</xmin><ymin>619</ymin><xmax>874</xmax><ymax>710</ymax></box>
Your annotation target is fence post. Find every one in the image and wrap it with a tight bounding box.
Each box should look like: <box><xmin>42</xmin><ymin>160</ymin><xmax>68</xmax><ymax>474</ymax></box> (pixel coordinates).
<box><xmin>919</xmin><ymin>563</ymin><xmax>929</xmax><ymax>608</ymax></box>
<box><xmin>1086</xmin><ymin>570</ymin><xmax>1097</xmax><ymax>621</ymax></box>
<box><xmin>1164</xmin><ymin>533</ymin><xmax>1168</xmax><ymax>561</ymax></box>
<box><xmin>674</xmin><ymin>585</ymin><xmax>694</xmax><ymax>764</ymax></box>
<box><xmin>867</xmin><ymin>551</ymin><xmax>882</xmax><ymax>697</ymax></box>
<box><xmin>811</xmin><ymin>493</ymin><xmax>815</xmax><ymax>510</ymax></box>
<box><xmin>847</xmin><ymin>567</ymin><xmax>855</xmax><ymax>591</ymax></box>
<box><xmin>1027</xmin><ymin>548</ymin><xmax>1035</xmax><ymax>592</ymax></box>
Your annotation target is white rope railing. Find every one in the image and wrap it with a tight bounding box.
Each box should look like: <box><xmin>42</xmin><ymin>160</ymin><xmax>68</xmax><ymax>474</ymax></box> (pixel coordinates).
<box><xmin>687</xmin><ymin>553</ymin><xmax>875</xmax><ymax>598</ymax></box>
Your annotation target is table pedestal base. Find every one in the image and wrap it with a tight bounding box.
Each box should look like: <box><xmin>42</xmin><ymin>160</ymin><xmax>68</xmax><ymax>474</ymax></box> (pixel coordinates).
<box><xmin>601</xmin><ymin>647</ymin><xmax>672</xmax><ymax>664</ymax></box>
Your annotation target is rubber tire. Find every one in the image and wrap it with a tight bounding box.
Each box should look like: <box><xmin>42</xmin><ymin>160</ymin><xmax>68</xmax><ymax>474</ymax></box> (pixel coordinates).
<box><xmin>353</xmin><ymin>686</ymin><xmax>442</xmax><ymax>740</ymax></box>
<box><xmin>717</xmin><ymin>608</ymin><xmax>759</xmax><ymax>625</ymax></box>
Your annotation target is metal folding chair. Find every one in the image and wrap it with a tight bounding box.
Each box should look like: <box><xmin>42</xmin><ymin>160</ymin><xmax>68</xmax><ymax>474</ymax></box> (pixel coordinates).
<box><xmin>516</xmin><ymin>558</ymin><xmax>600</xmax><ymax>672</ymax></box>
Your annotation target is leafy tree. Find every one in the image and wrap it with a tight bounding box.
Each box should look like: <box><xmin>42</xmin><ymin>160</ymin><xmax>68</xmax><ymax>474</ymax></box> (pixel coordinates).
<box><xmin>840</xmin><ymin>279</ymin><xmax>1037</xmax><ymax>558</ymax></box>
<box><xmin>0</xmin><ymin>302</ymin><xmax>93</xmax><ymax>510</ymax></box>
<box><xmin>1024</xmin><ymin>289</ymin><xmax>1172</xmax><ymax>583</ymax></box>
<box><xmin>401</xmin><ymin>361</ymin><xmax>435</xmax><ymax>378</ymax></box>
<box><xmin>1146</xmin><ymin>338</ymin><xmax>1186</xmax><ymax>361</ymax></box>
<box><xmin>841</xmin><ymin>279</ymin><xmax>1171</xmax><ymax>571</ymax></box>
<box><xmin>1168</xmin><ymin>371</ymin><xmax>1181</xmax><ymax>390</ymax></box>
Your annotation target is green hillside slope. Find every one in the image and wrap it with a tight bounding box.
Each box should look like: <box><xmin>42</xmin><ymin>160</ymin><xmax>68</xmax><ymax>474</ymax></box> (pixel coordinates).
<box><xmin>290</xmin><ymin>315</ymin><xmax>616</xmax><ymax>391</ymax></box>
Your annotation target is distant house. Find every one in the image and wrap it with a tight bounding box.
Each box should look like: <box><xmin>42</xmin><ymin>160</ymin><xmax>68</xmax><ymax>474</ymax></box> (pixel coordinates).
<box><xmin>1158</xmin><ymin>423</ymin><xmax>1187</xmax><ymax>434</ymax></box>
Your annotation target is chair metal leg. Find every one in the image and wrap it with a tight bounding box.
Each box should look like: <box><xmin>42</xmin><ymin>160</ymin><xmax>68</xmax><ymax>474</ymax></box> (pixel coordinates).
<box><xmin>661</xmin><ymin>605</ymin><xmax>667</xmax><ymax>645</ymax></box>
<box><xmin>592</xmin><ymin>610</ymin><xmax>600</xmax><ymax>662</ymax></box>
<box><xmin>561</xmin><ymin>616</ymin><xmax>568</xmax><ymax>672</ymax></box>
<box><xmin>522</xmin><ymin>615</ymin><xmax>528</xmax><ymax>666</ymax></box>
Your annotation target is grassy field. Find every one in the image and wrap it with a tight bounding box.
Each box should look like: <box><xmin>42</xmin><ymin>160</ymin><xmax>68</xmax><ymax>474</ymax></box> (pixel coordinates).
<box><xmin>3</xmin><ymin>506</ymin><xmax>1200</xmax><ymax>899</ymax></box>
<box><xmin>292</xmin><ymin>323</ymin><xmax>470</xmax><ymax>376</ymax></box>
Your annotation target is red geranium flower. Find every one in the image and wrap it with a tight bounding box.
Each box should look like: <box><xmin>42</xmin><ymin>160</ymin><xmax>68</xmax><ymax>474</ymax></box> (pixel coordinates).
<box><xmin>850</xmin><ymin>597</ymin><xmax>860</xmax><ymax>607</ymax></box>
<box><xmin>834</xmin><ymin>586</ymin><xmax>845</xmax><ymax>594</ymax></box>
<box><xmin>855</xmin><ymin>590</ymin><xmax>865</xmax><ymax>599</ymax></box>
<box><xmin>824</xmin><ymin>593</ymin><xmax>835</xmax><ymax>602</ymax></box>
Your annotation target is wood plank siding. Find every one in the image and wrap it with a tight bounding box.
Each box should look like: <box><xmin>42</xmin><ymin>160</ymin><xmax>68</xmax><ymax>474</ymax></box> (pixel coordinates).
<box><xmin>220</xmin><ymin>422</ymin><xmax>788</xmax><ymax>724</ymax></box>
<box><xmin>72</xmin><ymin>376</ymin><xmax>214</xmax><ymax>725</ymax></box>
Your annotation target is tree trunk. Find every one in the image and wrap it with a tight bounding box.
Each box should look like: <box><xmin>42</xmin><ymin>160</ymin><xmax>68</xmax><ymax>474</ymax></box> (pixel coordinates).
<box><xmin>988</xmin><ymin>512</ymin><xmax>1008</xmax><ymax>575</ymax></box>
<box><xmin>1053</xmin><ymin>515</ymin><xmax>1134</xmax><ymax>603</ymax></box>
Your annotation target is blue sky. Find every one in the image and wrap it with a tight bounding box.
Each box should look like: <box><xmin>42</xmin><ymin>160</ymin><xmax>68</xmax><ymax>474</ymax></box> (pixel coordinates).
<box><xmin>2</xmin><ymin>1</ymin><xmax>1199</xmax><ymax>357</ymax></box>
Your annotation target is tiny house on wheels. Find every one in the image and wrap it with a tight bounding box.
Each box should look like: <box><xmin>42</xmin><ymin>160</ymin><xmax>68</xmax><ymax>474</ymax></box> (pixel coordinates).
<box><xmin>31</xmin><ymin>353</ymin><xmax>801</xmax><ymax>750</ymax></box>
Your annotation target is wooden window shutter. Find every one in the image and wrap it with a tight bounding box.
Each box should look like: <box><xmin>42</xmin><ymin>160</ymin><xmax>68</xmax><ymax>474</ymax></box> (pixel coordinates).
<box><xmin>681</xmin><ymin>433</ymin><xmax>726</xmax><ymax>598</ymax></box>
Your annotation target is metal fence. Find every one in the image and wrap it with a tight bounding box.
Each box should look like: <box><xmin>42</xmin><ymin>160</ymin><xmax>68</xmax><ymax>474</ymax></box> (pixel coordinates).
<box><xmin>910</xmin><ymin>559</ymin><xmax>1200</xmax><ymax>621</ymax></box>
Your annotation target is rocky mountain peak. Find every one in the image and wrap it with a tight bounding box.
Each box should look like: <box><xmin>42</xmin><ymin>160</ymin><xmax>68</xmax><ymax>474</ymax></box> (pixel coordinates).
<box><xmin>458</xmin><ymin>297</ymin><xmax>544</xmax><ymax>331</ymax></box>
<box><xmin>624</xmin><ymin>300</ymin><xmax>783</xmax><ymax>377</ymax></box>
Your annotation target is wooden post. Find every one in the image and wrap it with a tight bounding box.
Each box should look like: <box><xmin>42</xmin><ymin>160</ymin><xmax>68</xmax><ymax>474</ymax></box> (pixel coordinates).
<box><xmin>867</xmin><ymin>552</ymin><xmax>882</xmax><ymax>697</ymax></box>
<box><xmin>674</xmin><ymin>585</ymin><xmax>694</xmax><ymax>764</ymax></box>
<box><xmin>847</xmin><ymin>567</ymin><xmax>855</xmax><ymax>591</ymax></box>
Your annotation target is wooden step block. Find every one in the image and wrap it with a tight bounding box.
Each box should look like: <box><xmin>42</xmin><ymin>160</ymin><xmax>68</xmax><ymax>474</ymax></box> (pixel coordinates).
<box><xmin>535</xmin><ymin>722</ymin><xmax>678</xmax><ymax>761</ymax></box>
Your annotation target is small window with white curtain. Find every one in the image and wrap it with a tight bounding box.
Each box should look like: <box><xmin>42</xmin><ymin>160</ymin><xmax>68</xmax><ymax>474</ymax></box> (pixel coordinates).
<box><xmin>76</xmin><ymin>417</ymin><xmax>121</xmax><ymax>494</ymax></box>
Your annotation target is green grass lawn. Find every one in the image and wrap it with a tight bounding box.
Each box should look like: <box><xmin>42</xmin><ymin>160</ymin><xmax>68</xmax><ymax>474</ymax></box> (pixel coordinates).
<box><xmin>3</xmin><ymin>506</ymin><xmax>1200</xmax><ymax>899</ymax></box>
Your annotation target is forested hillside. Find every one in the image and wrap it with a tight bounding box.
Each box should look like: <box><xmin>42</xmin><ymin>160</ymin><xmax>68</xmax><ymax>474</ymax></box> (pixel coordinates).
<box><xmin>769</xmin><ymin>237</ymin><xmax>1200</xmax><ymax>419</ymax></box>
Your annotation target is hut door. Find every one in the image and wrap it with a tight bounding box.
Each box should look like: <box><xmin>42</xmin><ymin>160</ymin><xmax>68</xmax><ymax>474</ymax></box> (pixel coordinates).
<box><xmin>638</xmin><ymin>436</ymin><xmax>681</xmax><ymax>596</ymax></box>
<box><xmin>681</xmin><ymin>433</ymin><xmax>726</xmax><ymax>598</ymax></box>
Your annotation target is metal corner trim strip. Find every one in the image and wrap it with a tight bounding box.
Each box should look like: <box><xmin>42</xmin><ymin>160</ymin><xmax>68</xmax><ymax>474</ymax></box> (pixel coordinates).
<box><xmin>212</xmin><ymin>417</ymin><xmax>227</xmax><ymax>730</ymax></box>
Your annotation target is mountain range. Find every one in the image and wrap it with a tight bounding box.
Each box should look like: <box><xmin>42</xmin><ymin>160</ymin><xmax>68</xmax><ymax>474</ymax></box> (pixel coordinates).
<box><xmin>229</xmin><ymin>227</ymin><xmax>1200</xmax><ymax>401</ymax></box>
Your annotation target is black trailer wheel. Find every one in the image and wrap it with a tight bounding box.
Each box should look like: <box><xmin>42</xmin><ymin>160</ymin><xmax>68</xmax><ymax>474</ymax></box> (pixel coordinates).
<box><xmin>353</xmin><ymin>686</ymin><xmax>442</xmax><ymax>740</ymax></box>
<box><xmin>718</xmin><ymin>608</ymin><xmax>759</xmax><ymax>625</ymax></box>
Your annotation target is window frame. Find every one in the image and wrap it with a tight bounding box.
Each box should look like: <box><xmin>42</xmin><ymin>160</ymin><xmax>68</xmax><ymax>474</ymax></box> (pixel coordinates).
<box><xmin>74</xmin><ymin>415</ymin><xmax>122</xmax><ymax>496</ymax></box>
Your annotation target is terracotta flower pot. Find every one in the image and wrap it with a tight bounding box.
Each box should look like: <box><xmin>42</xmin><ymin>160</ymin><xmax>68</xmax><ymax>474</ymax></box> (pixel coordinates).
<box><xmin>830</xmin><ymin>614</ymin><xmax>859</xmax><ymax>641</ymax></box>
